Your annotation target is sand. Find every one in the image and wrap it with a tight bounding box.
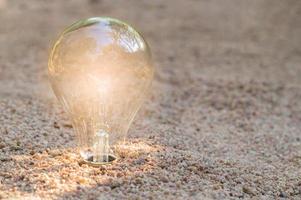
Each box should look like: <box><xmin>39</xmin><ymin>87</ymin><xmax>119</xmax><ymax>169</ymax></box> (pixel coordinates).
<box><xmin>0</xmin><ymin>0</ymin><xmax>301</xmax><ymax>199</ymax></box>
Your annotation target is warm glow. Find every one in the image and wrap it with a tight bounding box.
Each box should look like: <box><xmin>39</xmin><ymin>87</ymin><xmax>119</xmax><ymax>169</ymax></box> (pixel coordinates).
<box><xmin>48</xmin><ymin>17</ymin><xmax>154</xmax><ymax>165</ymax></box>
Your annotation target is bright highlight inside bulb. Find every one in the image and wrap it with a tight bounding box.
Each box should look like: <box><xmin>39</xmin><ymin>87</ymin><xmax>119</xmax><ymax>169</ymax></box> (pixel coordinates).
<box><xmin>48</xmin><ymin>17</ymin><xmax>154</xmax><ymax>165</ymax></box>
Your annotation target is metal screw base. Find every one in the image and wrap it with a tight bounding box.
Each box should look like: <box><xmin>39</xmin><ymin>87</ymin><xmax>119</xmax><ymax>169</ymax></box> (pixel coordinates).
<box><xmin>83</xmin><ymin>154</ymin><xmax>117</xmax><ymax>167</ymax></box>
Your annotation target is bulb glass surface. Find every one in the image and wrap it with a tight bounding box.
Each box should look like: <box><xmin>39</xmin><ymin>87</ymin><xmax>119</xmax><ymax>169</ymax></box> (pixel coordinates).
<box><xmin>48</xmin><ymin>17</ymin><xmax>154</xmax><ymax>164</ymax></box>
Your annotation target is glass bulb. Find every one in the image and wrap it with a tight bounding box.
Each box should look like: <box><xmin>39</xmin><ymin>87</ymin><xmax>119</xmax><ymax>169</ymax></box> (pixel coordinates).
<box><xmin>48</xmin><ymin>17</ymin><xmax>154</xmax><ymax>165</ymax></box>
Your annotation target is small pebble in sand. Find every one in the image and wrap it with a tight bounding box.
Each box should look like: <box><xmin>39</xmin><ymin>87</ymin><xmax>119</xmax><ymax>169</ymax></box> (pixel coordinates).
<box><xmin>0</xmin><ymin>143</ymin><xmax>5</xmax><ymax>149</ymax></box>
<box><xmin>53</xmin><ymin>122</ymin><xmax>60</xmax><ymax>129</ymax></box>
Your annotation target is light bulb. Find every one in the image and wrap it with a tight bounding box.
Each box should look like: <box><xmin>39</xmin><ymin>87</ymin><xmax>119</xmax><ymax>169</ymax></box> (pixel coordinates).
<box><xmin>48</xmin><ymin>17</ymin><xmax>154</xmax><ymax>165</ymax></box>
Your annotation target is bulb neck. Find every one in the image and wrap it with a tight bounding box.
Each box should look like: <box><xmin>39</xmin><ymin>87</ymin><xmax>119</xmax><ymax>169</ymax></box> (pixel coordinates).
<box><xmin>93</xmin><ymin>129</ymin><xmax>110</xmax><ymax>163</ymax></box>
<box><xmin>81</xmin><ymin>129</ymin><xmax>117</xmax><ymax>166</ymax></box>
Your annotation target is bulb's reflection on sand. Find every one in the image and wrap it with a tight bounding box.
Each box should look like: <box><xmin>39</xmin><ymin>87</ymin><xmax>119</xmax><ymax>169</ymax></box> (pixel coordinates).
<box><xmin>8</xmin><ymin>139</ymin><xmax>162</xmax><ymax>198</ymax></box>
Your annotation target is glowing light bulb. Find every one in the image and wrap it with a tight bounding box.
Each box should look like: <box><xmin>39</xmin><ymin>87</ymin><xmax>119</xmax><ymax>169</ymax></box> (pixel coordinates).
<box><xmin>48</xmin><ymin>17</ymin><xmax>154</xmax><ymax>165</ymax></box>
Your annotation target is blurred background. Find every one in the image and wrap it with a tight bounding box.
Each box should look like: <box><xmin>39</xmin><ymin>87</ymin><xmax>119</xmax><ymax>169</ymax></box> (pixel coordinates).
<box><xmin>0</xmin><ymin>0</ymin><xmax>300</xmax><ymax>97</ymax></box>
<box><xmin>0</xmin><ymin>0</ymin><xmax>301</xmax><ymax>199</ymax></box>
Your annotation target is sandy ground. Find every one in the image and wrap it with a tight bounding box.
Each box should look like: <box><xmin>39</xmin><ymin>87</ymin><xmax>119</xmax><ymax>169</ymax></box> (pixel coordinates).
<box><xmin>0</xmin><ymin>0</ymin><xmax>301</xmax><ymax>199</ymax></box>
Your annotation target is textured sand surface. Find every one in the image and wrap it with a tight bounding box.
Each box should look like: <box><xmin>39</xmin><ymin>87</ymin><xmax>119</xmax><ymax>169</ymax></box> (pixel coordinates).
<box><xmin>0</xmin><ymin>0</ymin><xmax>301</xmax><ymax>199</ymax></box>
